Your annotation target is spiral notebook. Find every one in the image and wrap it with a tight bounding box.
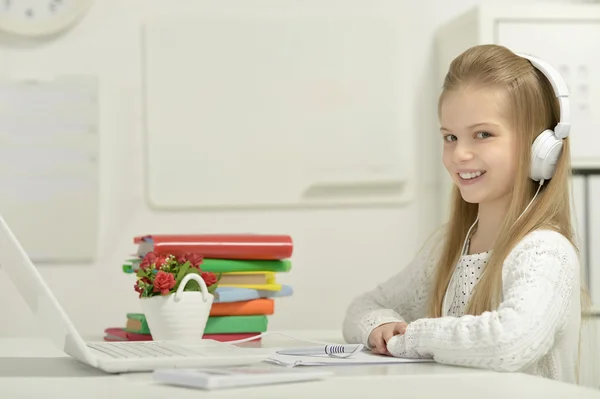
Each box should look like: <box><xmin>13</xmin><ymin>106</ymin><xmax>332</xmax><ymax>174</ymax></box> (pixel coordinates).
<box><xmin>266</xmin><ymin>349</ymin><xmax>434</xmax><ymax>367</ymax></box>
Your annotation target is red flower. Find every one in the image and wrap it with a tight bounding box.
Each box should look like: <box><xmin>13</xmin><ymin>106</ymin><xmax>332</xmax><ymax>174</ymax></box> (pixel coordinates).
<box><xmin>201</xmin><ymin>272</ymin><xmax>217</xmax><ymax>286</ymax></box>
<box><xmin>140</xmin><ymin>252</ymin><xmax>169</xmax><ymax>270</ymax></box>
<box><xmin>134</xmin><ymin>282</ymin><xmax>143</xmax><ymax>298</ymax></box>
<box><xmin>139</xmin><ymin>252</ymin><xmax>159</xmax><ymax>270</ymax></box>
<box><xmin>177</xmin><ymin>253</ymin><xmax>204</xmax><ymax>269</ymax></box>
<box><xmin>153</xmin><ymin>271</ymin><xmax>176</xmax><ymax>295</ymax></box>
<box><xmin>134</xmin><ymin>277</ymin><xmax>152</xmax><ymax>297</ymax></box>
<box><xmin>155</xmin><ymin>255</ymin><xmax>168</xmax><ymax>267</ymax></box>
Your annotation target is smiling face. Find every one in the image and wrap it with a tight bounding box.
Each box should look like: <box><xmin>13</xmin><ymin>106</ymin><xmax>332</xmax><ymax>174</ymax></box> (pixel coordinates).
<box><xmin>440</xmin><ymin>85</ymin><xmax>518</xmax><ymax>208</ymax></box>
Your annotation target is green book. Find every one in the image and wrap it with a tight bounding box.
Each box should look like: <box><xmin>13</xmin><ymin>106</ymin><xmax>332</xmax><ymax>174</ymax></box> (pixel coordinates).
<box><xmin>124</xmin><ymin>313</ymin><xmax>268</xmax><ymax>335</ymax></box>
<box><xmin>201</xmin><ymin>259</ymin><xmax>291</xmax><ymax>273</ymax></box>
<box><xmin>205</xmin><ymin>315</ymin><xmax>268</xmax><ymax>334</ymax></box>
<box><xmin>124</xmin><ymin>313</ymin><xmax>151</xmax><ymax>334</ymax></box>
<box><xmin>122</xmin><ymin>258</ymin><xmax>291</xmax><ymax>274</ymax></box>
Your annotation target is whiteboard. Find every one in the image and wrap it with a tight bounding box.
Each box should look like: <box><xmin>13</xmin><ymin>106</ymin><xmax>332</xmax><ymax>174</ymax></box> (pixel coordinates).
<box><xmin>0</xmin><ymin>76</ymin><xmax>99</xmax><ymax>263</ymax></box>
<box><xmin>142</xmin><ymin>14</ymin><xmax>412</xmax><ymax>209</ymax></box>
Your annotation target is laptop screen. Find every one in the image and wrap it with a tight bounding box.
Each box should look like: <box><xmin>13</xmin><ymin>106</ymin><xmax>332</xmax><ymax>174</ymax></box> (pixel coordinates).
<box><xmin>0</xmin><ymin>215</ymin><xmax>94</xmax><ymax>364</ymax></box>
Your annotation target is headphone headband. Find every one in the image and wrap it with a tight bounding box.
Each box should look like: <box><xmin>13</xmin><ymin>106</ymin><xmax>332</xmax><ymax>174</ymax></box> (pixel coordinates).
<box><xmin>516</xmin><ymin>53</ymin><xmax>571</xmax><ymax>139</ymax></box>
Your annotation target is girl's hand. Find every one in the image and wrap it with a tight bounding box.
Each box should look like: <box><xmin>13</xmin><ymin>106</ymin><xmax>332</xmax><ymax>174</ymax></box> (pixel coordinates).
<box><xmin>368</xmin><ymin>322</ymin><xmax>408</xmax><ymax>356</ymax></box>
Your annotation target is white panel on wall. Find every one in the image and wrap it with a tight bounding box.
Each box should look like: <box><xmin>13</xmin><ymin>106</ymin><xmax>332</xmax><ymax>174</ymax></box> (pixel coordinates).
<box><xmin>0</xmin><ymin>76</ymin><xmax>99</xmax><ymax>262</ymax></box>
<box><xmin>495</xmin><ymin>21</ymin><xmax>600</xmax><ymax>169</ymax></box>
<box><xmin>573</xmin><ymin>171</ymin><xmax>600</xmax><ymax>307</ymax></box>
<box><xmin>589</xmin><ymin>176</ymin><xmax>600</xmax><ymax>306</ymax></box>
<box><xmin>142</xmin><ymin>15</ymin><xmax>411</xmax><ymax>209</ymax></box>
<box><xmin>571</xmin><ymin>175</ymin><xmax>587</xmax><ymax>282</ymax></box>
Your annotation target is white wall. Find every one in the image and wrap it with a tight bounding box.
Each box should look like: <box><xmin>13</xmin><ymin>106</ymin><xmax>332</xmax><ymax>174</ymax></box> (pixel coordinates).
<box><xmin>0</xmin><ymin>0</ymin><xmax>574</xmax><ymax>338</ymax></box>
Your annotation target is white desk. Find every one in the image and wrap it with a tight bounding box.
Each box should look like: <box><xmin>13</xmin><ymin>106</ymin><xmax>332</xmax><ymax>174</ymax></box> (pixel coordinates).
<box><xmin>0</xmin><ymin>330</ymin><xmax>598</xmax><ymax>399</ymax></box>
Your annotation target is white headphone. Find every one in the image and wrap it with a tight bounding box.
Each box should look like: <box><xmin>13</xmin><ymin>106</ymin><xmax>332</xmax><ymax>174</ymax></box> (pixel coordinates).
<box><xmin>441</xmin><ymin>53</ymin><xmax>571</xmax><ymax>317</ymax></box>
<box><xmin>518</xmin><ymin>53</ymin><xmax>571</xmax><ymax>183</ymax></box>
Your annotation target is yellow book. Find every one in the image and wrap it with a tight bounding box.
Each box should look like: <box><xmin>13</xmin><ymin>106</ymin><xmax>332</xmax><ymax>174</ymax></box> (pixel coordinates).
<box><xmin>218</xmin><ymin>271</ymin><xmax>281</xmax><ymax>291</ymax></box>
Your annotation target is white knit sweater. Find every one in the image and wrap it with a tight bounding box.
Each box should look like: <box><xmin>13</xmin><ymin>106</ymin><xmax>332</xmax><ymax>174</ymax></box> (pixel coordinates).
<box><xmin>342</xmin><ymin>226</ymin><xmax>581</xmax><ymax>383</ymax></box>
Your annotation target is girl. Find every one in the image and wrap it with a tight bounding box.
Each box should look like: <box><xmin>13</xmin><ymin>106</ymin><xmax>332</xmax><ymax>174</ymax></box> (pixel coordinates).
<box><xmin>342</xmin><ymin>44</ymin><xmax>587</xmax><ymax>384</ymax></box>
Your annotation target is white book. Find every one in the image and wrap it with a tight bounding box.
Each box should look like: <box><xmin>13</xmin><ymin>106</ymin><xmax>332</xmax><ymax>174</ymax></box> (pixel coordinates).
<box><xmin>152</xmin><ymin>365</ymin><xmax>333</xmax><ymax>390</ymax></box>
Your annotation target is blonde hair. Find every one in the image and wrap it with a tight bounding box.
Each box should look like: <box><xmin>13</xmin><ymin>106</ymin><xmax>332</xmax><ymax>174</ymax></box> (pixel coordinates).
<box><xmin>429</xmin><ymin>45</ymin><xmax>593</xmax><ymax>382</ymax></box>
<box><xmin>429</xmin><ymin>43</ymin><xmax>585</xmax><ymax>316</ymax></box>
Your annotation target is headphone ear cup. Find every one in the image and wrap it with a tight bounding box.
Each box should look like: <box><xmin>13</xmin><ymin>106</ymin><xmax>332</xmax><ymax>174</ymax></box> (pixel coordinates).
<box><xmin>530</xmin><ymin>129</ymin><xmax>563</xmax><ymax>181</ymax></box>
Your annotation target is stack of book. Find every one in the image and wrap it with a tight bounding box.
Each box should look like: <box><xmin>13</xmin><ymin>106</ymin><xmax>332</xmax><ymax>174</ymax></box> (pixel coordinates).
<box><xmin>106</xmin><ymin>234</ymin><xmax>294</xmax><ymax>342</ymax></box>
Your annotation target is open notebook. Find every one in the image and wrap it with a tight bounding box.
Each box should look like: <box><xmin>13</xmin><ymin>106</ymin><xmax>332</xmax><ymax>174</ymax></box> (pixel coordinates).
<box><xmin>266</xmin><ymin>350</ymin><xmax>434</xmax><ymax>367</ymax></box>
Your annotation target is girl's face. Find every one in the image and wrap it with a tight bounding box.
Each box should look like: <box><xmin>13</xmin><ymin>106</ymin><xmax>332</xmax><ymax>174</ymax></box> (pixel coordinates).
<box><xmin>439</xmin><ymin>85</ymin><xmax>518</xmax><ymax>208</ymax></box>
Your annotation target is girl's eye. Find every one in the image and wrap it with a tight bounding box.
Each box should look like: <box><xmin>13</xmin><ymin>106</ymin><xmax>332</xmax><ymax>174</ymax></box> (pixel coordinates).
<box><xmin>476</xmin><ymin>131</ymin><xmax>492</xmax><ymax>139</ymax></box>
<box><xmin>443</xmin><ymin>134</ymin><xmax>457</xmax><ymax>142</ymax></box>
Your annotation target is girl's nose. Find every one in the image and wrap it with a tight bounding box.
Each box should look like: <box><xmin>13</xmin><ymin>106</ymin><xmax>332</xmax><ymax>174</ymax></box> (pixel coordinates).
<box><xmin>452</xmin><ymin>142</ymin><xmax>475</xmax><ymax>163</ymax></box>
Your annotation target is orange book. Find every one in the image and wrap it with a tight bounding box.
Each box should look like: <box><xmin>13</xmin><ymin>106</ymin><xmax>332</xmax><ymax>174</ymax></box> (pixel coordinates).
<box><xmin>209</xmin><ymin>298</ymin><xmax>274</xmax><ymax>316</ymax></box>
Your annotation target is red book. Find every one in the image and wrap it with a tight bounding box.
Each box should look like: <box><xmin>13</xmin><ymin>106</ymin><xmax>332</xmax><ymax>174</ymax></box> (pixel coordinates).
<box><xmin>103</xmin><ymin>328</ymin><xmax>262</xmax><ymax>343</ymax></box>
<box><xmin>134</xmin><ymin>234</ymin><xmax>293</xmax><ymax>260</ymax></box>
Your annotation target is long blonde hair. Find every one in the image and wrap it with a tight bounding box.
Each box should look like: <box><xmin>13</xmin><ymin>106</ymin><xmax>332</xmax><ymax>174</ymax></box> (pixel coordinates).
<box><xmin>428</xmin><ymin>44</ymin><xmax>588</xmax><ymax>318</ymax></box>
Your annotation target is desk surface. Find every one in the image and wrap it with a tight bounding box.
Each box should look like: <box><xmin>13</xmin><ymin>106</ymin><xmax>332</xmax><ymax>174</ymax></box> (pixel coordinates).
<box><xmin>0</xmin><ymin>330</ymin><xmax>598</xmax><ymax>399</ymax></box>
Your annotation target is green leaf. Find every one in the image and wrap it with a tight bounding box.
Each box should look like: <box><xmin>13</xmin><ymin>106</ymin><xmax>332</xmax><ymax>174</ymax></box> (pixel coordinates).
<box><xmin>136</xmin><ymin>268</ymin><xmax>148</xmax><ymax>279</ymax></box>
<box><xmin>184</xmin><ymin>280</ymin><xmax>200</xmax><ymax>292</ymax></box>
<box><xmin>176</xmin><ymin>261</ymin><xmax>191</xmax><ymax>283</ymax></box>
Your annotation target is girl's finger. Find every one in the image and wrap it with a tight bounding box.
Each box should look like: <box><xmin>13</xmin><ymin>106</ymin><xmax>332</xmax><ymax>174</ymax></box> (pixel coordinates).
<box><xmin>383</xmin><ymin>330</ymin><xmax>394</xmax><ymax>344</ymax></box>
<box><xmin>374</xmin><ymin>336</ymin><xmax>387</xmax><ymax>354</ymax></box>
<box><xmin>394</xmin><ymin>323</ymin><xmax>407</xmax><ymax>335</ymax></box>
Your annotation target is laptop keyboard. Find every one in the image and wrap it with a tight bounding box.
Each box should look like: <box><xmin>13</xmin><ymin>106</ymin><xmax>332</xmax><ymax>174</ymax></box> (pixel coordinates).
<box><xmin>87</xmin><ymin>341</ymin><xmax>214</xmax><ymax>359</ymax></box>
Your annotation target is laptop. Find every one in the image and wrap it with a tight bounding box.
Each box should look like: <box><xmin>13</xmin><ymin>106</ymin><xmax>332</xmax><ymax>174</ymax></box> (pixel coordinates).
<box><xmin>0</xmin><ymin>216</ymin><xmax>274</xmax><ymax>373</ymax></box>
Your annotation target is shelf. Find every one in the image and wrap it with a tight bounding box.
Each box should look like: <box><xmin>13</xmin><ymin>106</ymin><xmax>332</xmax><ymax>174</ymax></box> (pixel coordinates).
<box><xmin>572</xmin><ymin>159</ymin><xmax>600</xmax><ymax>171</ymax></box>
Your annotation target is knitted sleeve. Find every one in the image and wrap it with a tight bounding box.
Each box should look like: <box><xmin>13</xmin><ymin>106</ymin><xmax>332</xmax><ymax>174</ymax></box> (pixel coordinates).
<box><xmin>341</xmin><ymin>226</ymin><xmax>447</xmax><ymax>348</ymax></box>
<box><xmin>386</xmin><ymin>229</ymin><xmax>579</xmax><ymax>372</ymax></box>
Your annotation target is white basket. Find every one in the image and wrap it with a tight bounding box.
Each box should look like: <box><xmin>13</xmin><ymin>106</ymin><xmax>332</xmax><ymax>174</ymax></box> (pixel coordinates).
<box><xmin>139</xmin><ymin>273</ymin><xmax>214</xmax><ymax>343</ymax></box>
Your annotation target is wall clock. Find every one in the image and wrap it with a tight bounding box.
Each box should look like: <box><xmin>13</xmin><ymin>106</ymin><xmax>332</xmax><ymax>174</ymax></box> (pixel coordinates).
<box><xmin>0</xmin><ymin>0</ymin><xmax>93</xmax><ymax>37</ymax></box>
